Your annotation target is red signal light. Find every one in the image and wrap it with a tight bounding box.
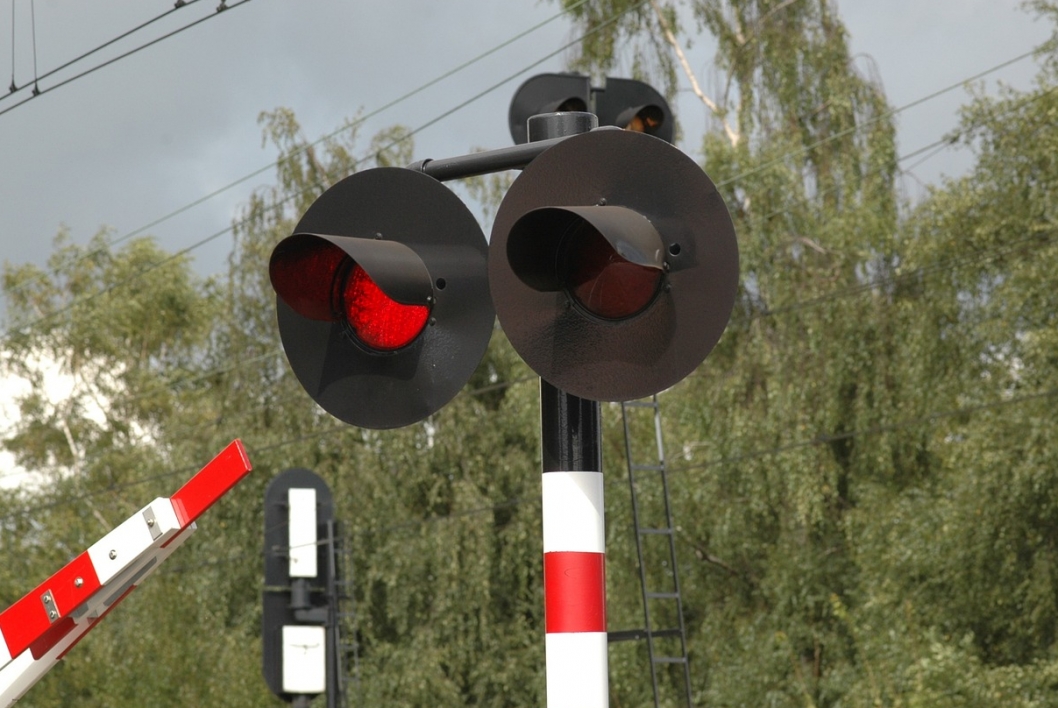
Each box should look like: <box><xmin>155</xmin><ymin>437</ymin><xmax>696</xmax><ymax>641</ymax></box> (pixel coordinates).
<box><xmin>269</xmin><ymin>237</ymin><xmax>430</xmax><ymax>352</ymax></box>
<box><xmin>342</xmin><ymin>264</ymin><xmax>429</xmax><ymax>351</ymax></box>
<box><xmin>561</xmin><ymin>222</ymin><xmax>662</xmax><ymax>320</ymax></box>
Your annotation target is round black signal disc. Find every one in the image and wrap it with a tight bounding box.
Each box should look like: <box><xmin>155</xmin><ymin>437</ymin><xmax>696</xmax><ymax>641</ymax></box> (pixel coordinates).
<box><xmin>489</xmin><ymin>129</ymin><xmax>739</xmax><ymax>402</ymax></box>
<box><xmin>276</xmin><ymin>167</ymin><xmax>494</xmax><ymax>429</ymax></box>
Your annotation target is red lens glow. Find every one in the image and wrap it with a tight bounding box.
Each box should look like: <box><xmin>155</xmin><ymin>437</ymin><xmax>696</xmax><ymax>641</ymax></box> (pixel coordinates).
<box><xmin>564</xmin><ymin>225</ymin><xmax>662</xmax><ymax>320</ymax></box>
<box><xmin>342</xmin><ymin>264</ymin><xmax>430</xmax><ymax>351</ymax></box>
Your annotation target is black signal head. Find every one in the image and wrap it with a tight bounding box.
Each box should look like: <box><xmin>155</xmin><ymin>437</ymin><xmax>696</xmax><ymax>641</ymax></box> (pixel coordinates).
<box><xmin>508</xmin><ymin>73</ymin><xmax>592</xmax><ymax>145</ymax></box>
<box><xmin>488</xmin><ymin>129</ymin><xmax>738</xmax><ymax>401</ymax></box>
<box><xmin>271</xmin><ymin>167</ymin><xmax>494</xmax><ymax>429</ymax></box>
<box><xmin>593</xmin><ymin>76</ymin><xmax>674</xmax><ymax>144</ymax></box>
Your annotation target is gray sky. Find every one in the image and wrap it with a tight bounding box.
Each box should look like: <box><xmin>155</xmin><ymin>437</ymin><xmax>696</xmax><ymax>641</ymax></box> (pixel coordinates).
<box><xmin>0</xmin><ymin>0</ymin><xmax>1052</xmax><ymax>288</ymax></box>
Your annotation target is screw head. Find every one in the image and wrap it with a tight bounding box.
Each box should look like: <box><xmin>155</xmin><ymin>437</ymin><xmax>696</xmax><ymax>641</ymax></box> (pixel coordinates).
<box><xmin>49</xmin><ymin>610</ymin><xmax>58</xmax><ymax>620</ymax></box>
<box><xmin>74</xmin><ymin>577</ymin><xmax>83</xmax><ymax>588</ymax></box>
<box><xmin>109</xmin><ymin>550</ymin><xmax>117</xmax><ymax>560</ymax></box>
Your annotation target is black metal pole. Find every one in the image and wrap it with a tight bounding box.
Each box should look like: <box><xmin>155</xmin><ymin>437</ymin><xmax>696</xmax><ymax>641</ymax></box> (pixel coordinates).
<box><xmin>540</xmin><ymin>381</ymin><xmax>600</xmax><ymax>471</ymax></box>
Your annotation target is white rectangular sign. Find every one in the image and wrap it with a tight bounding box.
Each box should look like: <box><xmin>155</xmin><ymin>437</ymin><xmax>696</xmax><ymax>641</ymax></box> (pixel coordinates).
<box><xmin>282</xmin><ymin>625</ymin><xmax>326</xmax><ymax>694</ymax></box>
<box><xmin>288</xmin><ymin>488</ymin><xmax>318</xmax><ymax>578</ymax></box>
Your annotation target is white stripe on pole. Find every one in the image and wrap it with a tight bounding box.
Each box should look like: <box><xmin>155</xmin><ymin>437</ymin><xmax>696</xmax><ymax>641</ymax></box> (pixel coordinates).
<box><xmin>545</xmin><ymin>632</ymin><xmax>608</xmax><ymax>708</ymax></box>
<box><xmin>542</xmin><ymin>471</ymin><xmax>604</xmax><ymax>553</ymax></box>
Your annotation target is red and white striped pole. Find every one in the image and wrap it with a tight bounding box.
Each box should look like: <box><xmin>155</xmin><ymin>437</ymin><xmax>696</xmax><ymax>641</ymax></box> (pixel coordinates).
<box><xmin>541</xmin><ymin>382</ymin><xmax>607</xmax><ymax>707</ymax></box>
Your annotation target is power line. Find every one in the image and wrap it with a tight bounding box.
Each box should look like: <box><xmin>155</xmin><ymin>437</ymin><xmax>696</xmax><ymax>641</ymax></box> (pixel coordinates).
<box><xmin>3</xmin><ymin>35</ymin><xmax>1044</xmax><ymax>334</ymax></box>
<box><xmin>1</xmin><ymin>21</ymin><xmax>1046</xmax><ymax>332</ymax></box>
<box><xmin>2</xmin><ymin>127</ymin><xmax>1050</xmax><ymax>495</ymax></box>
<box><xmin>0</xmin><ymin>0</ymin><xmax>252</xmax><ymax>119</ymax></box>
<box><xmin>3</xmin><ymin>0</ymin><xmax>202</xmax><ymax>102</ymax></box>
<box><xmin>1</xmin><ymin>16</ymin><xmax>1054</xmax><ymax>514</ymax></box>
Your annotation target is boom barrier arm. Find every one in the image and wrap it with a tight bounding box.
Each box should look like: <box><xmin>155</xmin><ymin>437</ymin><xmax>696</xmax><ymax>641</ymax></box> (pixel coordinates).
<box><xmin>0</xmin><ymin>440</ymin><xmax>253</xmax><ymax>706</ymax></box>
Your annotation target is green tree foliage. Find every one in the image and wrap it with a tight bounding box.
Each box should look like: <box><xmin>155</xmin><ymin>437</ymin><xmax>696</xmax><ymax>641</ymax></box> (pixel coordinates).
<box><xmin>560</xmin><ymin>1</ymin><xmax>1058</xmax><ymax>705</ymax></box>
<box><xmin>2</xmin><ymin>2</ymin><xmax>1058</xmax><ymax>705</ymax></box>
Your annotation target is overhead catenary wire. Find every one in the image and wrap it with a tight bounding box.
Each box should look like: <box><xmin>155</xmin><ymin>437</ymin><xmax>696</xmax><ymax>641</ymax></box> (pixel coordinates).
<box><xmin>0</xmin><ymin>0</ymin><xmax>254</xmax><ymax>120</ymax></box>
<box><xmin>715</xmin><ymin>44</ymin><xmax>1048</xmax><ymax>190</ymax></box>
<box><xmin>0</xmin><ymin>18</ymin><xmax>1046</xmax><ymax>334</ymax></box>
<box><xmin>6</xmin><ymin>65</ymin><xmax>1052</xmax><ymax>357</ymax></box>
<box><xmin>3</xmin><ymin>0</ymin><xmax>202</xmax><ymax>102</ymax></box>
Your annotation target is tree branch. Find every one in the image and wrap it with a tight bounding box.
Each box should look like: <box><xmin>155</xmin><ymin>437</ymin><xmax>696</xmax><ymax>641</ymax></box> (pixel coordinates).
<box><xmin>650</xmin><ymin>0</ymin><xmax>741</xmax><ymax>147</ymax></box>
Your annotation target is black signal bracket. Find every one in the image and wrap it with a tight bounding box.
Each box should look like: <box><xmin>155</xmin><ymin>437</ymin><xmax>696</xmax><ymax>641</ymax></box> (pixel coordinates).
<box><xmin>406</xmin><ymin>125</ymin><xmax>621</xmax><ymax>183</ymax></box>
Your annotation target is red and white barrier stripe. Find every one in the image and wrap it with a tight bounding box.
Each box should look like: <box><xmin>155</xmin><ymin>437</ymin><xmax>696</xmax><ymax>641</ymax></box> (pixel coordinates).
<box><xmin>542</xmin><ymin>469</ymin><xmax>607</xmax><ymax>708</ymax></box>
<box><xmin>0</xmin><ymin>441</ymin><xmax>252</xmax><ymax>707</ymax></box>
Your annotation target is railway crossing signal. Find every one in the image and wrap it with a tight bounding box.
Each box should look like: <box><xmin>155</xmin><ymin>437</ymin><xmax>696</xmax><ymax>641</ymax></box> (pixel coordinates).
<box><xmin>267</xmin><ymin>77</ymin><xmax>738</xmax><ymax>708</ymax></box>
<box><xmin>268</xmin><ymin>167</ymin><xmax>494</xmax><ymax>430</ymax></box>
<box><xmin>269</xmin><ymin>128</ymin><xmax>737</xmax><ymax>415</ymax></box>
<box><xmin>489</xmin><ymin>127</ymin><xmax>738</xmax><ymax>402</ymax></box>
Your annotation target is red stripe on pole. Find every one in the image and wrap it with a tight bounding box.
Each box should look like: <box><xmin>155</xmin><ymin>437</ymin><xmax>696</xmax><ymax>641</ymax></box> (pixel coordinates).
<box><xmin>544</xmin><ymin>551</ymin><xmax>606</xmax><ymax>633</ymax></box>
<box><xmin>170</xmin><ymin>440</ymin><xmax>253</xmax><ymax>526</ymax></box>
